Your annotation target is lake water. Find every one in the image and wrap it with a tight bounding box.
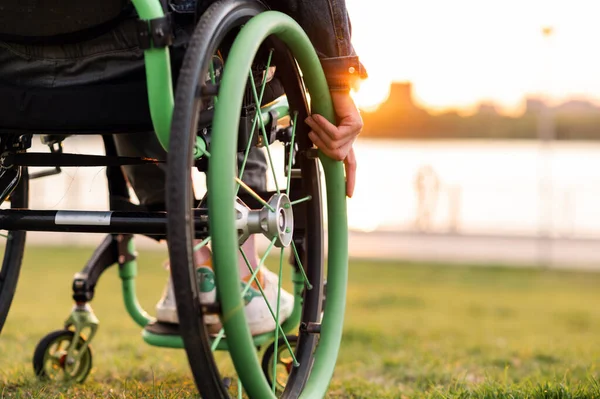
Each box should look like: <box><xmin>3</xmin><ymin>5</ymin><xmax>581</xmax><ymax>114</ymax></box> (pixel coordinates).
<box><xmin>25</xmin><ymin>136</ymin><xmax>600</xmax><ymax>240</ymax></box>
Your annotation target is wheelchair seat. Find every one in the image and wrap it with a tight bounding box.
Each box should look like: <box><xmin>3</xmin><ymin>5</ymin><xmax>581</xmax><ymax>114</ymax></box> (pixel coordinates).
<box><xmin>0</xmin><ymin>78</ymin><xmax>153</xmax><ymax>134</ymax></box>
<box><xmin>0</xmin><ymin>0</ymin><xmax>187</xmax><ymax>135</ymax></box>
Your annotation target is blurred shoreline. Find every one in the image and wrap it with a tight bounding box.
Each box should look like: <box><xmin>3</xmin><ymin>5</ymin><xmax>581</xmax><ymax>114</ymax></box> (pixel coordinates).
<box><xmin>347</xmin><ymin>230</ymin><xmax>600</xmax><ymax>270</ymax></box>
<box><xmin>24</xmin><ymin>230</ymin><xmax>600</xmax><ymax>271</ymax></box>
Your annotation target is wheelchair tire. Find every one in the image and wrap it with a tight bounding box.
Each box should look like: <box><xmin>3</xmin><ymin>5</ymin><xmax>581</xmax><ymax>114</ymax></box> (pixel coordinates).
<box><xmin>33</xmin><ymin>329</ymin><xmax>92</xmax><ymax>383</ymax></box>
<box><xmin>0</xmin><ymin>168</ymin><xmax>28</xmax><ymax>335</ymax></box>
<box><xmin>262</xmin><ymin>335</ymin><xmax>299</xmax><ymax>394</ymax></box>
<box><xmin>167</xmin><ymin>2</ymin><xmax>349</xmax><ymax>398</ymax></box>
<box><xmin>167</xmin><ymin>1</ymin><xmax>266</xmax><ymax>398</ymax></box>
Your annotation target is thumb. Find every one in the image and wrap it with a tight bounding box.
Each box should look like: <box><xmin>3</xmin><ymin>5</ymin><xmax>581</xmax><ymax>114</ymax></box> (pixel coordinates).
<box><xmin>344</xmin><ymin>147</ymin><xmax>357</xmax><ymax>198</ymax></box>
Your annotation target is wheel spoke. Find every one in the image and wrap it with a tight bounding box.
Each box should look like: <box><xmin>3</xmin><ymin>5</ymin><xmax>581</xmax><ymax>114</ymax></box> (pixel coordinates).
<box><xmin>209</xmin><ymin>55</ymin><xmax>219</xmax><ymax>105</ymax></box>
<box><xmin>272</xmin><ymin>247</ymin><xmax>285</xmax><ymax>393</ymax></box>
<box><xmin>285</xmin><ymin>111</ymin><xmax>298</xmax><ymax>196</ymax></box>
<box><xmin>289</xmin><ymin>195</ymin><xmax>312</xmax><ymax>207</ymax></box>
<box><xmin>211</xmin><ymin>238</ymin><xmax>277</xmax><ymax>351</ymax></box>
<box><xmin>209</xmin><ymin>57</ymin><xmax>216</xmax><ymax>85</ymax></box>
<box><xmin>234</xmin><ymin>177</ymin><xmax>275</xmax><ymax>212</ymax></box>
<box><xmin>291</xmin><ymin>240</ymin><xmax>313</xmax><ymax>290</ymax></box>
<box><xmin>193</xmin><ymin>236</ymin><xmax>211</xmax><ymax>252</ymax></box>
<box><xmin>248</xmin><ymin>58</ymin><xmax>280</xmax><ymax>194</ymax></box>
<box><xmin>236</xmin><ymin>50</ymin><xmax>274</xmax><ymax>197</ymax></box>
<box><xmin>210</xmin><ymin>328</ymin><xmax>225</xmax><ymax>352</ymax></box>
<box><xmin>239</xmin><ymin>247</ymin><xmax>299</xmax><ymax>368</ymax></box>
<box><xmin>235</xmin><ymin>124</ymin><xmax>257</xmax><ymax>197</ymax></box>
<box><xmin>239</xmin><ymin>238</ymin><xmax>276</xmax><ymax>300</ymax></box>
<box><xmin>195</xmin><ymin>144</ymin><xmax>211</xmax><ymax>159</ymax></box>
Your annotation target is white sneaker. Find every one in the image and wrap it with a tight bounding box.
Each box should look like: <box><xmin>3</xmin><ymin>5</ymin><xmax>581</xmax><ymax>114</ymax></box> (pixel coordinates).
<box><xmin>155</xmin><ymin>274</ymin><xmax>179</xmax><ymax>324</ymax></box>
<box><xmin>154</xmin><ymin>260</ymin><xmax>219</xmax><ymax>326</ymax></box>
<box><xmin>242</xmin><ymin>266</ymin><xmax>295</xmax><ymax>336</ymax></box>
<box><xmin>155</xmin><ymin>262</ymin><xmax>294</xmax><ymax>336</ymax></box>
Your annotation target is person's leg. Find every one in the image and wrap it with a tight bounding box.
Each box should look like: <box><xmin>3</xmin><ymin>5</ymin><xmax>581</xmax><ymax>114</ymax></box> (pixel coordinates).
<box><xmin>112</xmin><ymin>132</ymin><xmax>168</xmax><ymax>208</ymax></box>
<box><xmin>234</xmin><ymin>148</ymin><xmax>267</xmax><ymax>273</ymax></box>
<box><xmin>114</xmin><ymin>131</ymin><xmax>292</xmax><ymax>333</ymax></box>
<box><xmin>113</xmin><ymin>130</ymin><xmax>263</xmax><ymax>269</ymax></box>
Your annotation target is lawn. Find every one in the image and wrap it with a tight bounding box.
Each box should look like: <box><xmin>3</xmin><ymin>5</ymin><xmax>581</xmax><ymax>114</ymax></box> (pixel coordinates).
<box><xmin>2</xmin><ymin>245</ymin><xmax>600</xmax><ymax>398</ymax></box>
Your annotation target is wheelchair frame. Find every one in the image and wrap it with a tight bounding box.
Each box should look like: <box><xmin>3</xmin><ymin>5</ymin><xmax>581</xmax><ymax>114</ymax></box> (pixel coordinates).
<box><xmin>0</xmin><ymin>1</ymin><xmax>350</xmax><ymax>397</ymax></box>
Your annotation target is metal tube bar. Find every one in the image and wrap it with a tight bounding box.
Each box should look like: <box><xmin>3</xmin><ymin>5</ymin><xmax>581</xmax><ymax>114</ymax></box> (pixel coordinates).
<box><xmin>0</xmin><ymin>209</ymin><xmax>209</xmax><ymax>235</ymax></box>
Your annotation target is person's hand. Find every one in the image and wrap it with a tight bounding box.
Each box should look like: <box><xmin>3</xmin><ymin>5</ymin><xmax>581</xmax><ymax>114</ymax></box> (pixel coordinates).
<box><xmin>305</xmin><ymin>91</ymin><xmax>362</xmax><ymax>197</ymax></box>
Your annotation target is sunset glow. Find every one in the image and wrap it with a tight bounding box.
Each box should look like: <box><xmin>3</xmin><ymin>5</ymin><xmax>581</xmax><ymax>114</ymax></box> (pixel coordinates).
<box><xmin>346</xmin><ymin>0</ymin><xmax>600</xmax><ymax>116</ymax></box>
<box><xmin>351</xmin><ymin>73</ymin><xmax>392</xmax><ymax>112</ymax></box>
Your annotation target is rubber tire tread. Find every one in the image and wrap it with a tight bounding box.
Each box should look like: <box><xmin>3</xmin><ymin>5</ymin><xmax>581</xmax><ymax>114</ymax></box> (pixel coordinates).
<box><xmin>0</xmin><ymin>169</ymin><xmax>28</xmax><ymax>335</ymax></box>
<box><xmin>261</xmin><ymin>334</ymin><xmax>298</xmax><ymax>391</ymax></box>
<box><xmin>167</xmin><ymin>0</ymin><xmax>266</xmax><ymax>398</ymax></box>
<box><xmin>32</xmin><ymin>329</ymin><xmax>92</xmax><ymax>383</ymax></box>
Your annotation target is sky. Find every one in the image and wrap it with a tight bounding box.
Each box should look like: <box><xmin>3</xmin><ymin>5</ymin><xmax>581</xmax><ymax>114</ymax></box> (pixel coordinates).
<box><xmin>346</xmin><ymin>0</ymin><xmax>600</xmax><ymax>116</ymax></box>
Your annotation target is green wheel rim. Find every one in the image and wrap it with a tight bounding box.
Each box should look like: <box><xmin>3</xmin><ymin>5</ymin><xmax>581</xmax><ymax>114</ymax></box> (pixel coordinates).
<box><xmin>209</xmin><ymin>11</ymin><xmax>348</xmax><ymax>399</ymax></box>
<box><xmin>41</xmin><ymin>334</ymin><xmax>92</xmax><ymax>383</ymax></box>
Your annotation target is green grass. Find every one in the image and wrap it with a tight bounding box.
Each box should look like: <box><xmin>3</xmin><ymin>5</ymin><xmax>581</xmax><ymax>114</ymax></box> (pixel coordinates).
<box><xmin>2</xmin><ymin>245</ymin><xmax>600</xmax><ymax>398</ymax></box>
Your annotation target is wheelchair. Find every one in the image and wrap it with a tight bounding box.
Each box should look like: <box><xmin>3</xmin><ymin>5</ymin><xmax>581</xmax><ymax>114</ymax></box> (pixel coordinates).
<box><xmin>0</xmin><ymin>0</ymin><xmax>349</xmax><ymax>397</ymax></box>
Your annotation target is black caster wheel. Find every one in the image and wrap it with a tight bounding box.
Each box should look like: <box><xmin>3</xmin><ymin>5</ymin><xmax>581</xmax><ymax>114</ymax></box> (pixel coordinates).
<box><xmin>261</xmin><ymin>335</ymin><xmax>299</xmax><ymax>393</ymax></box>
<box><xmin>33</xmin><ymin>329</ymin><xmax>93</xmax><ymax>383</ymax></box>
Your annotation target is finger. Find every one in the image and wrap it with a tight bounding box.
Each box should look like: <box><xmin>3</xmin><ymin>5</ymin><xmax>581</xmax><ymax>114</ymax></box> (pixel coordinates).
<box><xmin>313</xmin><ymin>111</ymin><xmax>362</xmax><ymax>134</ymax></box>
<box><xmin>305</xmin><ymin>117</ymin><xmax>332</xmax><ymax>145</ymax></box>
<box><xmin>344</xmin><ymin>148</ymin><xmax>357</xmax><ymax>198</ymax></box>
<box><xmin>305</xmin><ymin>116</ymin><xmax>339</xmax><ymax>151</ymax></box>
<box><xmin>309</xmin><ymin>114</ymin><xmax>347</xmax><ymax>143</ymax></box>
<box><xmin>307</xmin><ymin>131</ymin><xmax>329</xmax><ymax>156</ymax></box>
<box><xmin>308</xmin><ymin>131</ymin><xmax>348</xmax><ymax>161</ymax></box>
<box><xmin>310</xmin><ymin>128</ymin><xmax>354</xmax><ymax>156</ymax></box>
<box><xmin>315</xmin><ymin>114</ymin><xmax>363</xmax><ymax>148</ymax></box>
<box><xmin>336</xmin><ymin>133</ymin><xmax>356</xmax><ymax>152</ymax></box>
<box><xmin>335</xmin><ymin>138</ymin><xmax>355</xmax><ymax>163</ymax></box>
<box><xmin>306</xmin><ymin>119</ymin><xmax>341</xmax><ymax>155</ymax></box>
<box><xmin>306</xmin><ymin>116</ymin><xmax>356</xmax><ymax>153</ymax></box>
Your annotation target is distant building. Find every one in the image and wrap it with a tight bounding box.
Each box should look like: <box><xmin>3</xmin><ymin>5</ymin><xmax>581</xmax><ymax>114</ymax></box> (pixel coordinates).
<box><xmin>359</xmin><ymin>82</ymin><xmax>600</xmax><ymax>141</ymax></box>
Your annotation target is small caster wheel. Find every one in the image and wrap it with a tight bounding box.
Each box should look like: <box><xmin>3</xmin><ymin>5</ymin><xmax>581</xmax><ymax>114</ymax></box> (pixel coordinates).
<box><xmin>261</xmin><ymin>335</ymin><xmax>299</xmax><ymax>393</ymax></box>
<box><xmin>33</xmin><ymin>329</ymin><xmax>93</xmax><ymax>383</ymax></box>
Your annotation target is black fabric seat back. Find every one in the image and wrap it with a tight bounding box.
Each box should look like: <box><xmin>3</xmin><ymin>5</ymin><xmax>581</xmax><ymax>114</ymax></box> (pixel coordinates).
<box><xmin>0</xmin><ymin>0</ymin><xmax>131</xmax><ymax>44</ymax></box>
<box><xmin>0</xmin><ymin>47</ymin><xmax>186</xmax><ymax>135</ymax></box>
<box><xmin>0</xmin><ymin>79</ymin><xmax>153</xmax><ymax>134</ymax></box>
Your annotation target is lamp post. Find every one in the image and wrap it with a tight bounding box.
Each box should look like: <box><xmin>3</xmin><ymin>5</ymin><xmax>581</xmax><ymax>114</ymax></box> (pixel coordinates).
<box><xmin>537</xmin><ymin>25</ymin><xmax>555</xmax><ymax>267</ymax></box>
